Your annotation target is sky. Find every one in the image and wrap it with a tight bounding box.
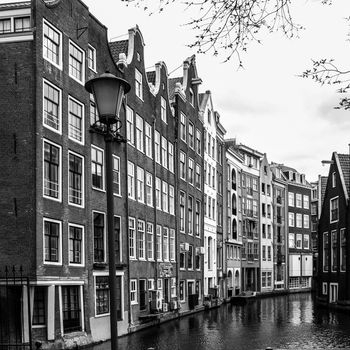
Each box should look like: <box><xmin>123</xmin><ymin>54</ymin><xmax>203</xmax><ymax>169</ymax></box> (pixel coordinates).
<box><xmin>4</xmin><ymin>0</ymin><xmax>350</xmax><ymax>181</ymax></box>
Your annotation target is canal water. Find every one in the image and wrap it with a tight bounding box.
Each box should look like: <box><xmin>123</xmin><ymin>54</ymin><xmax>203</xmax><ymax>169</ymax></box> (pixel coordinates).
<box><xmin>93</xmin><ymin>293</ymin><xmax>350</xmax><ymax>350</ymax></box>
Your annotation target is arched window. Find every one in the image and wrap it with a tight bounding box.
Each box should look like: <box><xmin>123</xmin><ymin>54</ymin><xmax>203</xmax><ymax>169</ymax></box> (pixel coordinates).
<box><xmin>232</xmin><ymin>194</ymin><xmax>237</xmax><ymax>215</ymax></box>
<box><xmin>231</xmin><ymin>169</ymin><xmax>236</xmax><ymax>190</ymax></box>
<box><xmin>232</xmin><ymin>219</ymin><xmax>237</xmax><ymax>240</ymax></box>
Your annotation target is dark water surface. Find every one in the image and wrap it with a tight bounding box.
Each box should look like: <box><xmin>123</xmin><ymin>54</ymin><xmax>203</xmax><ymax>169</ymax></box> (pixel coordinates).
<box><xmin>93</xmin><ymin>293</ymin><xmax>350</xmax><ymax>350</ymax></box>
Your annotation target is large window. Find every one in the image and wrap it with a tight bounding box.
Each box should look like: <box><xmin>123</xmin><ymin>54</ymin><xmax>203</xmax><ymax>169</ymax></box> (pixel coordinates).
<box><xmin>288</xmin><ymin>213</ymin><xmax>294</xmax><ymax>227</ymax></box>
<box><xmin>156</xmin><ymin>177</ymin><xmax>161</xmax><ymax>210</ymax></box>
<box><xmin>296</xmin><ymin>194</ymin><xmax>302</xmax><ymax>208</ymax></box>
<box><xmin>154</xmin><ymin>131</ymin><xmax>161</xmax><ymax>163</ymax></box>
<box><xmin>114</xmin><ymin>216</ymin><xmax>122</xmax><ymax>263</ymax></box>
<box><xmin>188</xmin><ymin>196</ymin><xmax>193</xmax><ymax>235</ymax></box>
<box><xmin>93</xmin><ymin>212</ymin><xmax>105</xmax><ymax>262</ymax></box>
<box><xmin>91</xmin><ymin>146</ymin><xmax>104</xmax><ymax>190</ymax></box>
<box><xmin>69</xmin><ymin>41</ymin><xmax>85</xmax><ymax>83</ymax></box>
<box><xmin>14</xmin><ymin>17</ymin><xmax>30</xmax><ymax>32</ymax></box>
<box><xmin>195</xmin><ymin>164</ymin><xmax>201</xmax><ymax>189</ymax></box>
<box><xmin>135</xmin><ymin>69</ymin><xmax>143</xmax><ymax>99</ymax></box>
<box><xmin>130</xmin><ymin>280</ymin><xmax>138</xmax><ymax>304</ymax></box>
<box><xmin>126</xmin><ymin>107</ymin><xmax>134</xmax><ymax>145</ymax></box>
<box><xmin>43</xmin><ymin>19</ymin><xmax>61</xmax><ymax>68</ymax></box>
<box><xmin>288</xmin><ymin>192</ymin><xmax>294</xmax><ymax>207</ymax></box>
<box><xmin>180</xmin><ymin>191</ymin><xmax>185</xmax><ymax>232</ymax></box>
<box><xmin>156</xmin><ymin>225</ymin><xmax>162</xmax><ymax>261</ymax></box>
<box><xmin>188</xmin><ymin>122</ymin><xmax>194</xmax><ymax>149</ymax></box>
<box><xmin>303</xmin><ymin>195</ymin><xmax>309</xmax><ymax>209</ymax></box>
<box><xmin>135</xmin><ymin>114</ymin><xmax>144</xmax><ymax>152</ymax></box>
<box><xmin>180</xmin><ymin>113</ymin><xmax>186</xmax><ymax>141</ymax></box>
<box><xmin>33</xmin><ymin>287</ymin><xmax>46</xmax><ymax>326</ymax></box>
<box><xmin>188</xmin><ymin>245</ymin><xmax>194</xmax><ymax>270</ymax></box>
<box><xmin>162</xmin><ymin>181</ymin><xmax>168</xmax><ymax>212</ymax></box>
<box><xmin>195</xmin><ymin>200</ymin><xmax>201</xmax><ymax>237</ymax></box>
<box><xmin>288</xmin><ymin>233</ymin><xmax>295</xmax><ymax>248</ymax></box>
<box><xmin>168</xmin><ymin>142</ymin><xmax>174</xmax><ymax>173</ymax></box>
<box><xmin>69</xmin><ymin>224</ymin><xmax>83</xmax><ymax>265</ymax></box>
<box><xmin>170</xmin><ymin>229</ymin><xmax>175</xmax><ymax>261</ymax></box>
<box><xmin>43</xmin><ymin>80</ymin><xmax>61</xmax><ymax>132</ymax></box>
<box><xmin>128</xmin><ymin>161</ymin><xmax>135</xmax><ymax>199</ymax></box>
<box><xmin>137</xmin><ymin>167</ymin><xmax>145</xmax><ymax>203</ymax></box>
<box><xmin>331</xmin><ymin>230</ymin><xmax>338</xmax><ymax>272</ymax></box>
<box><xmin>87</xmin><ymin>44</ymin><xmax>96</xmax><ymax>71</ymax></box>
<box><xmin>161</xmin><ymin>96</ymin><xmax>166</xmax><ymax>122</ymax></box>
<box><xmin>296</xmin><ymin>214</ymin><xmax>302</xmax><ymax>228</ymax></box>
<box><xmin>161</xmin><ymin>136</ymin><xmax>168</xmax><ymax>168</ymax></box>
<box><xmin>43</xmin><ymin>140</ymin><xmax>61</xmax><ymax>200</ymax></box>
<box><xmin>147</xmin><ymin>223</ymin><xmax>154</xmax><ymax>260</ymax></box>
<box><xmin>163</xmin><ymin>227</ymin><xmax>169</xmax><ymax>261</ymax></box>
<box><xmin>68</xmin><ymin>96</ymin><xmax>84</xmax><ymax>144</ymax></box>
<box><xmin>44</xmin><ymin>219</ymin><xmax>61</xmax><ymax>264</ymax></box>
<box><xmin>340</xmin><ymin>228</ymin><xmax>346</xmax><ymax>271</ymax></box>
<box><xmin>330</xmin><ymin>197</ymin><xmax>339</xmax><ymax>222</ymax></box>
<box><xmin>68</xmin><ymin>152</ymin><xmax>83</xmax><ymax>206</ymax></box>
<box><xmin>0</xmin><ymin>18</ymin><xmax>11</xmax><ymax>34</ymax></box>
<box><xmin>96</xmin><ymin>276</ymin><xmax>122</xmax><ymax>318</ymax></box>
<box><xmin>180</xmin><ymin>151</ymin><xmax>186</xmax><ymax>180</ymax></box>
<box><xmin>129</xmin><ymin>218</ymin><xmax>136</xmax><ymax>259</ymax></box>
<box><xmin>196</xmin><ymin>129</ymin><xmax>201</xmax><ymax>154</ymax></box>
<box><xmin>303</xmin><ymin>214</ymin><xmax>309</xmax><ymax>229</ymax></box>
<box><xmin>138</xmin><ymin>220</ymin><xmax>146</xmax><ymax>260</ymax></box>
<box><xmin>169</xmin><ymin>185</ymin><xmax>175</xmax><ymax>215</ymax></box>
<box><xmin>113</xmin><ymin>156</ymin><xmax>121</xmax><ymax>196</ymax></box>
<box><xmin>188</xmin><ymin>158</ymin><xmax>194</xmax><ymax>185</ymax></box>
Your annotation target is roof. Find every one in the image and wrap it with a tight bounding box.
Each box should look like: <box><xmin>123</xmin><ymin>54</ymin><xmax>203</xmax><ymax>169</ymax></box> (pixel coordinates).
<box><xmin>168</xmin><ymin>77</ymin><xmax>182</xmax><ymax>100</ymax></box>
<box><xmin>320</xmin><ymin>176</ymin><xmax>328</xmax><ymax>207</ymax></box>
<box><xmin>0</xmin><ymin>1</ymin><xmax>30</xmax><ymax>9</ymax></box>
<box><xmin>109</xmin><ymin>40</ymin><xmax>128</xmax><ymax>61</ymax></box>
<box><xmin>146</xmin><ymin>71</ymin><xmax>156</xmax><ymax>85</ymax></box>
<box><xmin>337</xmin><ymin>153</ymin><xmax>350</xmax><ymax>196</ymax></box>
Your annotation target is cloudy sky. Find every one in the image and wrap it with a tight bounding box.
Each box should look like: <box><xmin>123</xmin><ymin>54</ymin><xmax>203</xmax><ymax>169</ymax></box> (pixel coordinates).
<box><xmin>4</xmin><ymin>0</ymin><xmax>350</xmax><ymax>181</ymax></box>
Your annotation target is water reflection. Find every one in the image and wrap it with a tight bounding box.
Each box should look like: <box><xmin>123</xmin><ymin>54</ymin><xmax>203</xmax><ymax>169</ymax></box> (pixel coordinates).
<box><xmin>93</xmin><ymin>293</ymin><xmax>350</xmax><ymax>350</ymax></box>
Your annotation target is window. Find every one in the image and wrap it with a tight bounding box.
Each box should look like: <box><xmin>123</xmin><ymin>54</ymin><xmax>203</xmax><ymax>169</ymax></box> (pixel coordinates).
<box><xmin>195</xmin><ymin>164</ymin><xmax>201</xmax><ymax>189</ymax></box>
<box><xmin>169</xmin><ymin>229</ymin><xmax>175</xmax><ymax>261</ymax></box>
<box><xmin>196</xmin><ymin>129</ymin><xmax>201</xmax><ymax>154</ymax></box>
<box><xmin>188</xmin><ymin>196</ymin><xmax>193</xmax><ymax>235</ymax></box>
<box><xmin>147</xmin><ymin>223</ymin><xmax>154</xmax><ymax>260</ymax></box>
<box><xmin>146</xmin><ymin>172</ymin><xmax>153</xmax><ymax>206</ymax></box>
<box><xmin>95</xmin><ymin>276</ymin><xmax>110</xmax><ymax>316</ymax></box>
<box><xmin>137</xmin><ymin>167</ymin><xmax>145</xmax><ymax>203</ymax></box>
<box><xmin>168</xmin><ymin>142</ymin><xmax>174</xmax><ymax>173</ymax></box>
<box><xmin>288</xmin><ymin>213</ymin><xmax>295</xmax><ymax>227</ymax></box>
<box><xmin>296</xmin><ymin>234</ymin><xmax>302</xmax><ymax>249</ymax></box>
<box><xmin>169</xmin><ymin>185</ymin><xmax>175</xmax><ymax>215</ymax></box>
<box><xmin>195</xmin><ymin>200</ymin><xmax>201</xmax><ymax>237</ymax></box>
<box><xmin>330</xmin><ymin>197</ymin><xmax>339</xmax><ymax>222</ymax></box>
<box><xmin>69</xmin><ymin>41</ymin><xmax>85</xmax><ymax>83</ymax></box>
<box><xmin>155</xmin><ymin>131</ymin><xmax>161</xmax><ymax>164</ymax></box>
<box><xmin>43</xmin><ymin>80</ymin><xmax>61</xmax><ymax>132</ymax></box>
<box><xmin>207</xmin><ymin>109</ymin><xmax>211</xmax><ymax>124</ymax></box>
<box><xmin>161</xmin><ymin>96</ymin><xmax>167</xmax><ymax>123</ymax></box>
<box><xmin>114</xmin><ymin>216</ymin><xmax>122</xmax><ymax>263</ymax></box>
<box><xmin>180</xmin><ymin>152</ymin><xmax>186</xmax><ymax>180</ymax></box>
<box><xmin>189</xmin><ymin>122</ymin><xmax>194</xmax><ymax>149</ymax></box>
<box><xmin>303</xmin><ymin>215</ymin><xmax>309</xmax><ymax>229</ymax></box>
<box><xmin>93</xmin><ymin>212</ymin><xmax>105</xmax><ymax>262</ymax></box>
<box><xmin>13</xmin><ymin>17</ymin><xmax>29</xmax><ymax>33</ymax></box>
<box><xmin>180</xmin><ymin>113</ymin><xmax>186</xmax><ymax>141</ymax></box>
<box><xmin>322</xmin><ymin>282</ymin><xmax>328</xmax><ymax>295</ymax></box>
<box><xmin>303</xmin><ymin>234</ymin><xmax>310</xmax><ymax>250</ymax></box>
<box><xmin>130</xmin><ymin>280</ymin><xmax>137</xmax><ymax>304</ymax></box>
<box><xmin>288</xmin><ymin>192</ymin><xmax>294</xmax><ymax>207</ymax></box>
<box><xmin>253</xmin><ymin>178</ymin><xmax>258</xmax><ymax>191</ymax></box>
<box><xmin>156</xmin><ymin>177</ymin><xmax>161</xmax><ymax>210</ymax></box>
<box><xmin>138</xmin><ymin>220</ymin><xmax>146</xmax><ymax>260</ymax></box>
<box><xmin>0</xmin><ymin>18</ymin><xmax>11</xmax><ymax>34</ymax></box>
<box><xmin>135</xmin><ymin>69</ymin><xmax>143</xmax><ymax>99</ymax></box>
<box><xmin>87</xmin><ymin>44</ymin><xmax>96</xmax><ymax>71</ymax></box>
<box><xmin>43</xmin><ymin>19</ymin><xmax>61</xmax><ymax>68</ymax></box>
<box><xmin>188</xmin><ymin>245</ymin><xmax>194</xmax><ymax>270</ymax></box>
<box><xmin>289</xmin><ymin>233</ymin><xmax>295</xmax><ymax>248</ymax></box>
<box><xmin>156</xmin><ymin>225</ymin><xmax>162</xmax><ymax>261</ymax></box>
<box><xmin>296</xmin><ymin>214</ymin><xmax>302</xmax><ymax>228</ymax></box>
<box><xmin>128</xmin><ymin>161</ymin><xmax>135</xmax><ymax>199</ymax></box>
<box><xmin>33</xmin><ymin>287</ymin><xmax>46</xmax><ymax>326</ymax></box>
<box><xmin>113</xmin><ymin>156</ymin><xmax>121</xmax><ymax>196</ymax></box>
<box><xmin>145</xmin><ymin>122</ymin><xmax>152</xmax><ymax>158</ymax></box>
<box><xmin>340</xmin><ymin>228</ymin><xmax>346</xmax><ymax>271</ymax></box>
<box><xmin>332</xmin><ymin>172</ymin><xmax>336</xmax><ymax>188</ymax></box>
<box><xmin>69</xmin><ymin>224</ymin><xmax>83</xmax><ymax>265</ymax></box>
<box><xmin>62</xmin><ymin>286</ymin><xmax>81</xmax><ymax>333</ymax></box>
<box><xmin>139</xmin><ymin>279</ymin><xmax>147</xmax><ymax>311</ymax></box>
<box><xmin>179</xmin><ymin>280</ymin><xmax>185</xmax><ymax>301</ymax></box>
<box><xmin>188</xmin><ymin>158</ymin><xmax>194</xmax><ymax>185</ymax></box>
<box><xmin>68</xmin><ymin>152</ymin><xmax>83</xmax><ymax>206</ymax></box>
<box><xmin>44</xmin><ymin>219</ymin><xmax>61</xmax><ymax>263</ymax></box>
<box><xmin>267</xmin><ymin>225</ymin><xmax>271</xmax><ymax>239</ymax></box>
<box><xmin>43</xmin><ymin>140</ymin><xmax>61</xmax><ymax>200</ymax></box>
<box><xmin>126</xmin><ymin>107</ymin><xmax>134</xmax><ymax>145</ymax></box>
<box><xmin>323</xmin><ymin>232</ymin><xmax>329</xmax><ymax>272</ymax></box>
<box><xmin>262</xmin><ymin>246</ymin><xmax>266</xmax><ymax>261</ymax></box>
<box><xmin>162</xmin><ymin>181</ymin><xmax>168</xmax><ymax>212</ymax></box>
<box><xmin>91</xmin><ymin>146</ymin><xmax>104</xmax><ymax>190</ymax></box>
<box><xmin>180</xmin><ymin>191</ymin><xmax>185</xmax><ymax>232</ymax></box>
<box><xmin>148</xmin><ymin>279</ymin><xmax>155</xmax><ymax>290</ymax></box>
<box><xmin>331</xmin><ymin>230</ymin><xmax>338</xmax><ymax>272</ymax></box>
<box><xmin>296</xmin><ymin>194</ymin><xmax>302</xmax><ymax>208</ymax></box>
<box><xmin>68</xmin><ymin>97</ymin><xmax>84</xmax><ymax>144</ymax></box>
<box><xmin>163</xmin><ymin>227</ymin><xmax>169</xmax><ymax>261</ymax></box>
<box><xmin>129</xmin><ymin>218</ymin><xmax>136</xmax><ymax>259</ymax></box>
<box><xmin>303</xmin><ymin>195</ymin><xmax>309</xmax><ymax>209</ymax></box>
<box><xmin>161</xmin><ymin>136</ymin><xmax>168</xmax><ymax>168</ymax></box>
<box><xmin>180</xmin><ymin>251</ymin><xmax>185</xmax><ymax>269</ymax></box>
<box><xmin>136</xmin><ymin>115</ymin><xmax>144</xmax><ymax>152</ymax></box>
<box><xmin>90</xmin><ymin>96</ymin><xmax>98</xmax><ymax>126</ymax></box>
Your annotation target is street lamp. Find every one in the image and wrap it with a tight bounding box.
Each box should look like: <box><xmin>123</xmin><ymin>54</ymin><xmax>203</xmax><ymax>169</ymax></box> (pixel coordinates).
<box><xmin>85</xmin><ymin>72</ymin><xmax>130</xmax><ymax>350</ymax></box>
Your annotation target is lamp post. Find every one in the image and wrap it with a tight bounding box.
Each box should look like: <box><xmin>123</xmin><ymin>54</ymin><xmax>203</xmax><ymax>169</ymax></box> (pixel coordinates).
<box><xmin>85</xmin><ymin>72</ymin><xmax>130</xmax><ymax>350</ymax></box>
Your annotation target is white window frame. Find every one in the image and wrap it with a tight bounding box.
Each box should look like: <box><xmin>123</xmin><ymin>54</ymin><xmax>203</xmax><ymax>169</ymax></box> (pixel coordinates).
<box><xmin>288</xmin><ymin>192</ymin><xmax>294</xmax><ymax>207</ymax></box>
<box><xmin>135</xmin><ymin>68</ymin><xmax>143</xmax><ymax>100</ymax></box>
<box><xmin>43</xmin><ymin>19</ymin><xmax>62</xmax><ymax>70</ymax></box>
<box><xmin>128</xmin><ymin>161</ymin><xmax>135</xmax><ymax>200</ymax></box>
<box><xmin>296</xmin><ymin>234</ymin><xmax>302</xmax><ymax>249</ymax></box>
<box><xmin>146</xmin><ymin>172</ymin><xmax>153</xmax><ymax>207</ymax></box>
<box><xmin>330</xmin><ymin>196</ymin><xmax>339</xmax><ymax>223</ymax></box>
<box><xmin>145</xmin><ymin>121</ymin><xmax>152</xmax><ymax>158</ymax></box>
<box><xmin>188</xmin><ymin>158</ymin><xmax>194</xmax><ymax>185</ymax></box>
<box><xmin>296</xmin><ymin>193</ymin><xmax>302</xmax><ymax>208</ymax></box>
<box><xmin>43</xmin><ymin>139</ymin><xmax>62</xmax><ymax>202</ymax></box>
<box><xmin>296</xmin><ymin>213</ymin><xmax>302</xmax><ymax>228</ymax></box>
<box><xmin>43</xmin><ymin>78</ymin><xmax>62</xmax><ymax>134</ymax></box>
<box><xmin>129</xmin><ymin>217</ymin><xmax>136</xmax><ymax>259</ymax></box>
<box><xmin>161</xmin><ymin>136</ymin><xmax>168</xmax><ymax>169</ymax></box>
<box><xmin>91</xmin><ymin>145</ymin><xmax>105</xmax><ymax>192</ymax></box>
<box><xmin>188</xmin><ymin>122</ymin><xmax>194</xmax><ymax>149</ymax></box>
<box><xmin>161</xmin><ymin>96</ymin><xmax>167</xmax><ymax>123</ymax></box>
<box><xmin>43</xmin><ymin>217</ymin><xmax>62</xmax><ymax>265</ymax></box>
<box><xmin>130</xmin><ymin>279</ymin><xmax>138</xmax><ymax>304</ymax></box>
<box><xmin>303</xmin><ymin>195</ymin><xmax>309</xmax><ymax>209</ymax></box>
<box><xmin>68</xmin><ymin>150</ymin><xmax>84</xmax><ymax>208</ymax></box>
<box><xmin>135</xmin><ymin>114</ymin><xmax>144</xmax><ymax>152</ymax></box>
<box><xmin>288</xmin><ymin>213</ymin><xmax>295</xmax><ymax>227</ymax></box>
<box><xmin>170</xmin><ymin>229</ymin><xmax>175</xmax><ymax>262</ymax></box>
<box><xmin>136</xmin><ymin>166</ymin><xmax>145</xmax><ymax>203</ymax></box>
<box><xmin>147</xmin><ymin>223</ymin><xmax>154</xmax><ymax>261</ymax></box>
<box><xmin>93</xmin><ymin>211</ymin><xmax>106</xmax><ymax>263</ymax></box>
<box><xmin>169</xmin><ymin>185</ymin><xmax>175</xmax><ymax>215</ymax></box>
<box><xmin>156</xmin><ymin>177</ymin><xmax>161</xmax><ymax>210</ymax></box>
<box><xmin>113</xmin><ymin>155</ymin><xmax>121</xmax><ymax>197</ymax></box>
<box><xmin>162</xmin><ymin>181</ymin><xmax>168</xmax><ymax>212</ymax></box>
<box><xmin>303</xmin><ymin>234</ymin><xmax>310</xmax><ymax>250</ymax></box>
<box><xmin>303</xmin><ymin>214</ymin><xmax>309</xmax><ymax>229</ymax></box>
<box><xmin>168</xmin><ymin>142</ymin><xmax>174</xmax><ymax>173</ymax></box>
<box><xmin>68</xmin><ymin>223</ymin><xmax>85</xmax><ymax>267</ymax></box>
<box><xmin>155</xmin><ymin>131</ymin><xmax>161</xmax><ymax>164</ymax></box>
<box><xmin>138</xmin><ymin>220</ymin><xmax>146</xmax><ymax>260</ymax></box>
<box><xmin>196</xmin><ymin>129</ymin><xmax>201</xmax><ymax>155</ymax></box>
<box><xmin>180</xmin><ymin>113</ymin><xmax>186</xmax><ymax>142</ymax></box>
<box><xmin>68</xmin><ymin>95</ymin><xmax>85</xmax><ymax>145</ymax></box>
<box><xmin>322</xmin><ymin>282</ymin><xmax>328</xmax><ymax>295</ymax></box>
<box><xmin>163</xmin><ymin>227</ymin><xmax>169</xmax><ymax>261</ymax></box>
<box><xmin>332</xmin><ymin>172</ymin><xmax>336</xmax><ymax>188</ymax></box>
<box><xmin>87</xmin><ymin>44</ymin><xmax>97</xmax><ymax>72</ymax></box>
<box><xmin>180</xmin><ymin>151</ymin><xmax>186</xmax><ymax>180</ymax></box>
<box><xmin>126</xmin><ymin>106</ymin><xmax>135</xmax><ymax>146</ymax></box>
<box><xmin>69</xmin><ymin>39</ymin><xmax>85</xmax><ymax>85</ymax></box>
<box><xmin>156</xmin><ymin>225</ymin><xmax>162</xmax><ymax>261</ymax></box>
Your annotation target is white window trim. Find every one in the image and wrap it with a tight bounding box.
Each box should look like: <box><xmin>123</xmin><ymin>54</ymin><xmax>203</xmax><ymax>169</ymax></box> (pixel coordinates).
<box><xmin>69</xmin><ymin>39</ymin><xmax>85</xmax><ymax>85</ymax></box>
<box><xmin>329</xmin><ymin>283</ymin><xmax>338</xmax><ymax>303</ymax></box>
<box><xmin>128</xmin><ymin>161</ymin><xmax>136</xmax><ymax>200</ymax></box>
<box><xmin>68</xmin><ymin>95</ymin><xmax>85</xmax><ymax>145</ymax></box>
<box><xmin>129</xmin><ymin>217</ymin><xmax>137</xmax><ymax>260</ymax></box>
<box><xmin>43</xmin><ymin>217</ymin><xmax>62</xmax><ymax>266</ymax></box>
<box><xmin>43</xmin><ymin>138</ymin><xmax>62</xmax><ymax>202</ymax></box>
<box><xmin>130</xmin><ymin>279</ymin><xmax>138</xmax><ymax>305</ymax></box>
<box><xmin>113</xmin><ymin>155</ymin><xmax>121</xmax><ymax>197</ymax></box>
<box><xmin>43</xmin><ymin>18</ymin><xmax>62</xmax><ymax>70</ymax></box>
<box><xmin>68</xmin><ymin>150</ymin><xmax>85</xmax><ymax>208</ymax></box>
<box><xmin>91</xmin><ymin>145</ymin><xmax>105</xmax><ymax>192</ymax></box>
<box><xmin>88</xmin><ymin>44</ymin><xmax>97</xmax><ymax>72</ymax></box>
<box><xmin>322</xmin><ymin>282</ymin><xmax>327</xmax><ymax>295</ymax></box>
<box><xmin>42</xmin><ymin>78</ymin><xmax>62</xmax><ymax>135</ymax></box>
<box><xmin>135</xmin><ymin>68</ymin><xmax>143</xmax><ymax>101</ymax></box>
<box><xmin>330</xmin><ymin>196</ymin><xmax>339</xmax><ymax>224</ymax></box>
<box><xmin>92</xmin><ymin>210</ymin><xmax>107</xmax><ymax>263</ymax></box>
<box><xmin>68</xmin><ymin>222</ymin><xmax>85</xmax><ymax>267</ymax></box>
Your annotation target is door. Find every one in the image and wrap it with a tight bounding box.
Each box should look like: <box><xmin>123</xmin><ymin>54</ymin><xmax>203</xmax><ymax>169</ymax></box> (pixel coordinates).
<box><xmin>163</xmin><ymin>278</ymin><xmax>169</xmax><ymax>303</ymax></box>
<box><xmin>139</xmin><ymin>280</ymin><xmax>147</xmax><ymax>311</ymax></box>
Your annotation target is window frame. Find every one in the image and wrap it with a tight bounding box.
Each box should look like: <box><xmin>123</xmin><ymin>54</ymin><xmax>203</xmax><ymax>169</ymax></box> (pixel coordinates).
<box><xmin>68</xmin><ymin>95</ymin><xmax>85</xmax><ymax>145</ymax></box>
<box><xmin>113</xmin><ymin>155</ymin><xmax>121</xmax><ymax>197</ymax></box>
<box><xmin>135</xmin><ymin>68</ymin><xmax>143</xmax><ymax>100</ymax></box>
<box><xmin>68</xmin><ymin>150</ymin><xmax>84</xmax><ymax>208</ymax></box>
<box><xmin>69</xmin><ymin>39</ymin><xmax>85</xmax><ymax>85</ymax></box>
<box><xmin>91</xmin><ymin>145</ymin><xmax>105</xmax><ymax>192</ymax></box>
<box><xmin>43</xmin><ymin>78</ymin><xmax>62</xmax><ymax>134</ymax></box>
<box><xmin>87</xmin><ymin>44</ymin><xmax>97</xmax><ymax>72</ymax></box>
<box><xmin>93</xmin><ymin>211</ymin><xmax>106</xmax><ymax>263</ymax></box>
<box><xmin>68</xmin><ymin>223</ymin><xmax>84</xmax><ymax>266</ymax></box>
<box><xmin>43</xmin><ymin>19</ymin><xmax>62</xmax><ymax>70</ymax></box>
<box><xmin>43</xmin><ymin>217</ymin><xmax>62</xmax><ymax>265</ymax></box>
